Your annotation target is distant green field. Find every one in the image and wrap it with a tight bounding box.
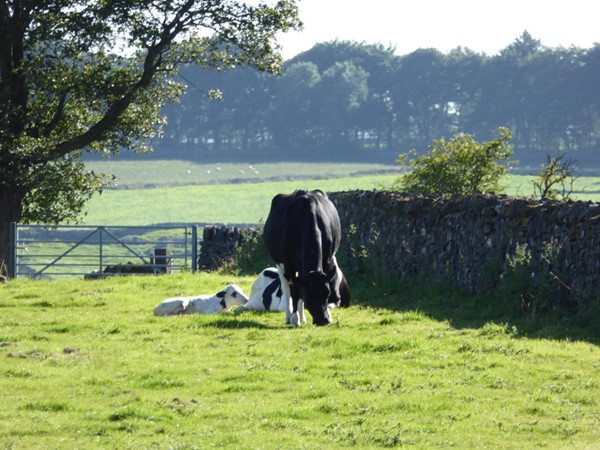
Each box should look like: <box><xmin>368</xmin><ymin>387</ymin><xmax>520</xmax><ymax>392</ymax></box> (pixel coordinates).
<box><xmin>81</xmin><ymin>161</ymin><xmax>600</xmax><ymax>226</ymax></box>
<box><xmin>503</xmin><ymin>174</ymin><xmax>600</xmax><ymax>201</ymax></box>
<box><xmin>82</xmin><ymin>175</ymin><xmax>397</xmax><ymax>225</ymax></box>
<box><xmin>86</xmin><ymin>160</ymin><xmax>401</xmax><ymax>189</ymax></box>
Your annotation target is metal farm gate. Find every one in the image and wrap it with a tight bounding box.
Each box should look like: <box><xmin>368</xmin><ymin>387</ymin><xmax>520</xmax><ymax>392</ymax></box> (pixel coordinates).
<box><xmin>9</xmin><ymin>223</ymin><xmax>199</xmax><ymax>279</ymax></box>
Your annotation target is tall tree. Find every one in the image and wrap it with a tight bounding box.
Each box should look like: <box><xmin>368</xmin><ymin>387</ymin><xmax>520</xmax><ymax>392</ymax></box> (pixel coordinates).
<box><xmin>0</xmin><ymin>0</ymin><xmax>301</xmax><ymax>268</ymax></box>
<box><xmin>390</xmin><ymin>49</ymin><xmax>449</xmax><ymax>150</ymax></box>
<box><xmin>270</xmin><ymin>61</ymin><xmax>321</xmax><ymax>151</ymax></box>
<box><xmin>316</xmin><ymin>60</ymin><xmax>369</xmax><ymax>151</ymax></box>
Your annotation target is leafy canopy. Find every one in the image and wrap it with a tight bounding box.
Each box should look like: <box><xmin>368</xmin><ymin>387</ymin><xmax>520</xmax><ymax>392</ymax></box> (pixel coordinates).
<box><xmin>0</xmin><ymin>0</ymin><xmax>301</xmax><ymax>225</ymax></box>
<box><xmin>394</xmin><ymin>128</ymin><xmax>514</xmax><ymax>195</ymax></box>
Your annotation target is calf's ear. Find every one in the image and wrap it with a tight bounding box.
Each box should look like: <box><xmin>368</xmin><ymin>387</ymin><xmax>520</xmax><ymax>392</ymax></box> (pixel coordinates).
<box><xmin>216</xmin><ymin>291</ymin><xmax>226</xmax><ymax>298</ymax></box>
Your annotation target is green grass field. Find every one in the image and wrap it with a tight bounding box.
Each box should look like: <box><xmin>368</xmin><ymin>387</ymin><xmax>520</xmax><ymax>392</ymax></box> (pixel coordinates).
<box><xmin>4</xmin><ymin>160</ymin><xmax>599</xmax><ymax>447</ymax></box>
<box><xmin>81</xmin><ymin>161</ymin><xmax>600</xmax><ymax>226</ymax></box>
<box><xmin>82</xmin><ymin>174</ymin><xmax>397</xmax><ymax>225</ymax></box>
<box><xmin>86</xmin><ymin>160</ymin><xmax>402</xmax><ymax>189</ymax></box>
<box><xmin>1</xmin><ymin>273</ymin><xmax>599</xmax><ymax>449</ymax></box>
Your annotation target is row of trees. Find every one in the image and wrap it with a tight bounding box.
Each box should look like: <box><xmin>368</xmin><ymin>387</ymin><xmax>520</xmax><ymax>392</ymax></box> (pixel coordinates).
<box><xmin>159</xmin><ymin>32</ymin><xmax>600</xmax><ymax>160</ymax></box>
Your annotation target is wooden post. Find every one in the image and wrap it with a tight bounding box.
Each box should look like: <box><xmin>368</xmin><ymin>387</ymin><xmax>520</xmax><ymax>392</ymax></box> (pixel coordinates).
<box><xmin>154</xmin><ymin>248</ymin><xmax>172</xmax><ymax>274</ymax></box>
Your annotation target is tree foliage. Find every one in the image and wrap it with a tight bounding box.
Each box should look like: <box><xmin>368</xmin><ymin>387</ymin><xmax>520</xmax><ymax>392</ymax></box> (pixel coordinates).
<box><xmin>156</xmin><ymin>35</ymin><xmax>600</xmax><ymax>161</ymax></box>
<box><xmin>393</xmin><ymin>128</ymin><xmax>514</xmax><ymax>195</ymax></box>
<box><xmin>0</xmin><ymin>0</ymin><xmax>301</xmax><ymax>264</ymax></box>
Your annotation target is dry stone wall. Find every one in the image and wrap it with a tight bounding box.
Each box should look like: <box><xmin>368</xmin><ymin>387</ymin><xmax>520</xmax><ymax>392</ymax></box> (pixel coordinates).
<box><xmin>198</xmin><ymin>192</ymin><xmax>600</xmax><ymax>305</ymax></box>
<box><xmin>198</xmin><ymin>226</ymin><xmax>259</xmax><ymax>271</ymax></box>
<box><xmin>328</xmin><ymin>191</ymin><xmax>600</xmax><ymax>303</ymax></box>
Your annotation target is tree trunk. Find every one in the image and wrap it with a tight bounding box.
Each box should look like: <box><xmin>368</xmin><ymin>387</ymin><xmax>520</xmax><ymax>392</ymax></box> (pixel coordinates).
<box><xmin>0</xmin><ymin>185</ymin><xmax>26</xmax><ymax>276</ymax></box>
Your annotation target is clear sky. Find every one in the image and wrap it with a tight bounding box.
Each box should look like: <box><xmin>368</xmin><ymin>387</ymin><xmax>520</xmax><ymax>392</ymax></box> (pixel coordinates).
<box><xmin>277</xmin><ymin>0</ymin><xmax>599</xmax><ymax>60</ymax></box>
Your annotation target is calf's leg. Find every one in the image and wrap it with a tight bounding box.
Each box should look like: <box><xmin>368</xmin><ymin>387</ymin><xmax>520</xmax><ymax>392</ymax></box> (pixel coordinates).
<box><xmin>276</xmin><ymin>264</ymin><xmax>293</xmax><ymax>324</ymax></box>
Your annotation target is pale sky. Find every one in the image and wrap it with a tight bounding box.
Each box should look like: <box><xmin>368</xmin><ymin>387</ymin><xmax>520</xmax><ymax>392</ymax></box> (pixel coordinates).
<box><xmin>277</xmin><ymin>0</ymin><xmax>600</xmax><ymax>60</ymax></box>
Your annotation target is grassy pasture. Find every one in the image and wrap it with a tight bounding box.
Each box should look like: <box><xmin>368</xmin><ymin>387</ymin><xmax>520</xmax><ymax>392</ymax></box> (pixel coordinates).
<box><xmin>81</xmin><ymin>161</ymin><xmax>600</xmax><ymax>226</ymax></box>
<box><xmin>81</xmin><ymin>174</ymin><xmax>397</xmax><ymax>226</ymax></box>
<box><xmin>1</xmin><ymin>273</ymin><xmax>599</xmax><ymax>449</ymax></box>
<box><xmin>4</xmin><ymin>161</ymin><xmax>599</xmax><ymax>447</ymax></box>
<box><xmin>86</xmin><ymin>160</ymin><xmax>402</xmax><ymax>189</ymax></box>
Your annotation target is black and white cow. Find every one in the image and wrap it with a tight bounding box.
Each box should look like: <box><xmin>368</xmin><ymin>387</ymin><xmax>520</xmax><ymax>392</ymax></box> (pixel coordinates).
<box><xmin>263</xmin><ymin>189</ymin><xmax>350</xmax><ymax>326</ymax></box>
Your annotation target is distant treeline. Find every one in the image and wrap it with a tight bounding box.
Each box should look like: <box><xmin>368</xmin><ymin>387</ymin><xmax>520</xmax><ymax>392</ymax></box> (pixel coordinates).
<box><xmin>155</xmin><ymin>32</ymin><xmax>600</xmax><ymax>162</ymax></box>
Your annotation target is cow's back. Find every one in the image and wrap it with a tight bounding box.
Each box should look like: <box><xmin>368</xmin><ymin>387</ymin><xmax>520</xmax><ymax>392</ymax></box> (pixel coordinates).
<box><xmin>263</xmin><ymin>191</ymin><xmax>295</xmax><ymax>264</ymax></box>
<box><xmin>264</xmin><ymin>190</ymin><xmax>340</xmax><ymax>270</ymax></box>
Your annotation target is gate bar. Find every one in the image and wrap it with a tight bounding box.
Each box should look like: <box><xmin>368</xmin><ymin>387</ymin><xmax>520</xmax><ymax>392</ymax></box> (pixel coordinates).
<box><xmin>32</xmin><ymin>227</ymin><xmax>103</xmax><ymax>278</ymax></box>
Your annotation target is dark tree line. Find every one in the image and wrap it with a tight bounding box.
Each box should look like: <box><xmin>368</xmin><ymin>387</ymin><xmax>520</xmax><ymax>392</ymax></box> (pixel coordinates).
<box><xmin>158</xmin><ymin>32</ymin><xmax>600</xmax><ymax>161</ymax></box>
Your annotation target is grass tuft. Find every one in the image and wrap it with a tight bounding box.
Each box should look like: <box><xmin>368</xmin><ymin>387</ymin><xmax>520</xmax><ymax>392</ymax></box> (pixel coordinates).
<box><xmin>22</xmin><ymin>402</ymin><xmax>69</xmax><ymax>412</ymax></box>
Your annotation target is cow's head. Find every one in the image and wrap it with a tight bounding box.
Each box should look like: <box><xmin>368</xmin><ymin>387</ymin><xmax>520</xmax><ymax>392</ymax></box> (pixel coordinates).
<box><xmin>301</xmin><ymin>271</ymin><xmax>334</xmax><ymax>325</ymax></box>
<box><xmin>217</xmin><ymin>284</ymin><xmax>249</xmax><ymax>310</ymax></box>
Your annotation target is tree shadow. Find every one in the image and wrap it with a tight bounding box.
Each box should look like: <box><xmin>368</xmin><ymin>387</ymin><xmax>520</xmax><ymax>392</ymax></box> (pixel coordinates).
<box><xmin>192</xmin><ymin>315</ymin><xmax>283</xmax><ymax>330</ymax></box>
<box><xmin>350</xmin><ymin>274</ymin><xmax>600</xmax><ymax>345</ymax></box>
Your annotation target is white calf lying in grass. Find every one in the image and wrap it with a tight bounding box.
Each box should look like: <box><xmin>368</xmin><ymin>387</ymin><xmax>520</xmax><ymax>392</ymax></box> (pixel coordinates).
<box><xmin>153</xmin><ymin>284</ymin><xmax>248</xmax><ymax>316</ymax></box>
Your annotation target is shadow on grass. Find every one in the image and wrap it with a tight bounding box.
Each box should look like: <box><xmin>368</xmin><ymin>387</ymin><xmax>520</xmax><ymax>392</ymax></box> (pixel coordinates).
<box><xmin>190</xmin><ymin>316</ymin><xmax>283</xmax><ymax>330</ymax></box>
<box><xmin>349</xmin><ymin>272</ymin><xmax>600</xmax><ymax>345</ymax></box>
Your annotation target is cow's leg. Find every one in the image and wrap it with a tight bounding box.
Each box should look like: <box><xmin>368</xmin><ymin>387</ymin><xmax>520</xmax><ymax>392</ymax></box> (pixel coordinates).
<box><xmin>289</xmin><ymin>283</ymin><xmax>302</xmax><ymax>327</ymax></box>
<box><xmin>297</xmin><ymin>299</ymin><xmax>307</xmax><ymax>324</ymax></box>
<box><xmin>290</xmin><ymin>301</ymin><xmax>301</xmax><ymax>326</ymax></box>
<box><xmin>276</xmin><ymin>264</ymin><xmax>293</xmax><ymax>324</ymax></box>
<box><xmin>324</xmin><ymin>305</ymin><xmax>332</xmax><ymax>323</ymax></box>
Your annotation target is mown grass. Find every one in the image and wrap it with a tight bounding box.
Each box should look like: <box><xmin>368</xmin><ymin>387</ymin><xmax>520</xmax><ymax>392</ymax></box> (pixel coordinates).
<box><xmin>86</xmin><ymin>159</ymin><xmax>600</xmax><ymax>199</ymax></box>
<box><xmin>1</xmin><ymin>273</ymin><xmax>599</xmax><ymax>449</ymax></box>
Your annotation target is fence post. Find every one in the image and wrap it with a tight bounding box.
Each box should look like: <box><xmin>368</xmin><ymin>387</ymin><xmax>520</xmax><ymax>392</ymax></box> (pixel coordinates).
<box><xmin>191</xmin><ymin>226</ymin><xmax>198</xmax><ymax>273</ymax></box>
<box><xmin>99</xmin><ymin>226</ymin><xmax>104</xmax><ymax>274</ymax></box>
<box><xmin>154</xmin><ymin>248</ymin><xmax>172</xmax><ymax>274</ymax></box>
<box><xmin>8</xmin><ymin>222</ymin><xmax>17</xmax><ymax>278</ymax></box>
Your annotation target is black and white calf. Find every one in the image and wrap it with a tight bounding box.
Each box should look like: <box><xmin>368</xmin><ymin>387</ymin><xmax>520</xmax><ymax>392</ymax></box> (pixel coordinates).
<box><xmin>238</xmin><ymin>267</ymin><xmax>287</xmax><ymax>312</ymax></box>
<box><xmin>246</xmin><ymin>260</ymin><xmax>350</xmax><ymax>315</ymax></box>
<box><xmin>153</xmin><ymin>284</ymin><xmax>248</xmax><ymax>316</ymax></box>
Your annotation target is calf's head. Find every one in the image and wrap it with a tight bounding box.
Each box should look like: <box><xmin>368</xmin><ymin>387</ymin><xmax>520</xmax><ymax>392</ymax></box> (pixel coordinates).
<box><xmin>217</xmin><ymin>284</ymin><xmax>249</xmax><ymax>309</ymax></box>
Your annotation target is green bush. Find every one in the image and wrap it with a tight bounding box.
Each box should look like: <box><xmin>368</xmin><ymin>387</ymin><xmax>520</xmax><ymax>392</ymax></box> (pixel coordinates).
<box><xmin>497</xmin><ymin>242</ymin><xmax>575</xmax><ymax>319</ymax></box>
<box><xmin>394</xmin><ymin>127</ymin><xmax>514</xmax><ymax>195</ymax></box>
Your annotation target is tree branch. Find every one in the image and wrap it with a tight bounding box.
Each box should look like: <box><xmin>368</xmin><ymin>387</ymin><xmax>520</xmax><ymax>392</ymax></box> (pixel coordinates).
<box><xmin>47</xmin><ymin>0</ymin><xmax>198</xmax><ymax>160</ymax></box>
<box><xmin>40</xmin><ymin>92</ymin><xmax>67</xmax><ymax>137</ymax></box>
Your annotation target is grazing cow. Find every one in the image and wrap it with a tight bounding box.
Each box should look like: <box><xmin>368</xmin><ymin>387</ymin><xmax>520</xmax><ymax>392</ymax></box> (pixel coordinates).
<box><xmin>263</xmin><ymin>189</ymin><xmax>350</xmax><ymax>326</ymax></box>
<box><xmin>237</xmin><ymin>267</ymin><xmax>287</xmax><ymax>312</ymax></box>
<box><xmin>153</xmin><ymin>284</ymin><xmax>248</xmax><ymax>316</ymax></box>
